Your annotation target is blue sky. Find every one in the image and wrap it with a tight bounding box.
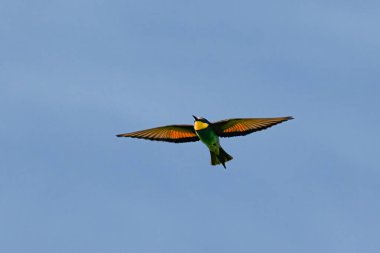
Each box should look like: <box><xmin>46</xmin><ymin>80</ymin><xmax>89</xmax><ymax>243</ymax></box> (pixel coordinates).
<box><xmin>1</xmin><ymin>0</ymin><xmax>380</xmax><ymax>252</ymax></box>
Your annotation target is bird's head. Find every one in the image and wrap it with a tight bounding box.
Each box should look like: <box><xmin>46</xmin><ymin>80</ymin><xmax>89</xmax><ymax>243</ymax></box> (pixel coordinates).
<box><xmin>192</xmin><ymin>115</ymin><xmax>210</xmax><ymax>130</ymax></box>
<box><xmin>192</xmin><ymin>115</ymin><xmax>210</xmax><ymax>123</ymax></box>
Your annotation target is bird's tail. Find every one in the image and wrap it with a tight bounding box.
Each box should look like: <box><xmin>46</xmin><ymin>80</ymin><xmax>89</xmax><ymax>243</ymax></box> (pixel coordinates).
<box><xmin>210</xmin><ymin>147</ymin><xmax>233</xmax><ymax>169</ymax></box>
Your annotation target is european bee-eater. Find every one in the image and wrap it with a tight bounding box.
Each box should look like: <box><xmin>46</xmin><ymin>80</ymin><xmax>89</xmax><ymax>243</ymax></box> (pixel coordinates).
<box><xmin>117</xmin><ymin>116</ymin><xmax>293</xmax><ymax>168</ymax></box>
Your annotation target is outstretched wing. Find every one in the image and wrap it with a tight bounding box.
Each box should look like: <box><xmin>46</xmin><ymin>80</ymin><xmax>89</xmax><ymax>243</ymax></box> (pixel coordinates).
<box><xmin>116</xmin><ymin>125</ymin><xmax>199</xmax><ymax>143</ymax></box>
<box><xmin>213</xmin><ymin>116</ymin><xmax>293</xmax><ymax>138</ymax></box>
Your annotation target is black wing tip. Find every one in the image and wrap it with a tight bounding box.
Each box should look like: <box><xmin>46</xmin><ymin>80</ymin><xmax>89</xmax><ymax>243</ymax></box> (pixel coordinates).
<box><xmin>286</xmin><ymin>116</ymin><xmax>294</xmax><ymax>120</ymax></box>
<box><xmin>116</xmin><ymin>134</ymin><xmax>124</xmax><ymax>137</ymax></box>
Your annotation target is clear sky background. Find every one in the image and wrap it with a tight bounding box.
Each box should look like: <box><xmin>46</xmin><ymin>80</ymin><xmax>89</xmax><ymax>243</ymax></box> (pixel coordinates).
<box><xmin>1</xmin><ymin>0</ymin><xmax>380</xmax><ymax>252</ymax></box>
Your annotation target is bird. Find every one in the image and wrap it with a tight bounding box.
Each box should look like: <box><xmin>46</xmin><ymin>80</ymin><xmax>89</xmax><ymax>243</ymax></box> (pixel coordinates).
<box><xmin>116</xmin><ymin>115</ymin><xmax>293</xmax><ymax>168</ymax></box>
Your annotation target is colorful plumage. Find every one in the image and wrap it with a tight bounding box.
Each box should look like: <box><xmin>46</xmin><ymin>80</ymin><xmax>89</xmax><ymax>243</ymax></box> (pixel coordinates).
<box><xmin>117</xmin><ymin>115</ymin><xmax>293</xmax><ymax>168</ymax></box>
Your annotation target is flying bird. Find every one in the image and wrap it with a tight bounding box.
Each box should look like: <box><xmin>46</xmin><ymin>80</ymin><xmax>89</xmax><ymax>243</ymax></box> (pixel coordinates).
<box><xmin>116</xmin><ymin>116</ymin><xmax>293</xmax><ymax>168</ymax></box>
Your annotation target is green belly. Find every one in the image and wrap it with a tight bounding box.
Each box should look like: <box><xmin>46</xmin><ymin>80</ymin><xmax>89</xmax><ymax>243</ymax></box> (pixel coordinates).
<box><xmin>195</xmin><ymin>128</ymin><xmax>220</xmax><ymax>152</ymax></box>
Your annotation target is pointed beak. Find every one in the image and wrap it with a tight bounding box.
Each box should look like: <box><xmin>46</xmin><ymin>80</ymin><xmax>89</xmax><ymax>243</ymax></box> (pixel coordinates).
<box><xmin>192</xmin><ymin>115</ymin><xmax>198</xmax><ymax>120</ymax></box>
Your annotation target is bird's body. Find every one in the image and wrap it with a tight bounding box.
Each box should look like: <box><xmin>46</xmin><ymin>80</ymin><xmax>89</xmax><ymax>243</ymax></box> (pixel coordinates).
<box><xmin>196</xmin><ymin>127</ymin><xmax>219</xmax><ymax>151</ymax></box>
<box><xmin>192</xmin><ymin>117</ymin><xmax>232</xmax><ymax>168</ymax></box>
<box><xmin>194</xmin><ymin>119</ymin><xmax>218</xmax><ymax>151</ymax></box>
<box><xmin>117</xmin><ymin>115</ymin><xmax>293</xmax><ymax>168</ymax></box>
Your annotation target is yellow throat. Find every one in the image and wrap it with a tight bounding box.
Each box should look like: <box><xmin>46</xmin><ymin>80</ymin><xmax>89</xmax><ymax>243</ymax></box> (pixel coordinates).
<box><xmin>194</xmin><ymin>121</ymin><xmax>209</xmax><ymax>131</ymax></box>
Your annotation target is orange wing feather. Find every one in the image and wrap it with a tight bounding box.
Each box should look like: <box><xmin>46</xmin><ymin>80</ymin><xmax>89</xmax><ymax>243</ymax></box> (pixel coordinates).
<box><xmin>213</xmin><ymin>117</ymin><xmax>293</xmax><ymax>137</ymax></box>
<box><xmin>116</xmin><ymin>125</ymin><xmax>199</xmax><ymax>143</ymax></box>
